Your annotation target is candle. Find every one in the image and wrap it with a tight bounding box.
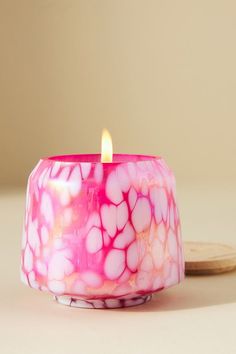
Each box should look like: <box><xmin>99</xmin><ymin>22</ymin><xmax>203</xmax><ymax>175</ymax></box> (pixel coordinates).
<box><xmin>21</xmin><ymin>131</ymin><xmax>184</xmax><ymax>309</ymax></box>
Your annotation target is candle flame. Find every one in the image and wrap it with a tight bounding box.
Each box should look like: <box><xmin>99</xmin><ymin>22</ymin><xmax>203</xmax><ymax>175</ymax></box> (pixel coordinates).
<box><xmin>101</xmin><ymin>129</ymin><xmax>113</xmax><ymax>163</ymax></box>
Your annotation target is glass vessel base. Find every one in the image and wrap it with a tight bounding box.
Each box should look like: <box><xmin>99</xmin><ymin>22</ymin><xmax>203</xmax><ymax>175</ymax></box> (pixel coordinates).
<box><xmin>54</xmin><ymin>294</ymin><xmax>152</xmax><ymax>309</ymax></box>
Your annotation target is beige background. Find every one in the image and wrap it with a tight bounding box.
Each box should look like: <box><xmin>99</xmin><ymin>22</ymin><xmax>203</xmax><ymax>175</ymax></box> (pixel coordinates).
<box><xmin>1</xmin><ymin>0</ymin><xmax>236</xmax><ymax>187</ymax></box>
<box><xmin>0</xmin><ymin>3</ymin><xmax>236</xmax><ymax>353</ymax></box>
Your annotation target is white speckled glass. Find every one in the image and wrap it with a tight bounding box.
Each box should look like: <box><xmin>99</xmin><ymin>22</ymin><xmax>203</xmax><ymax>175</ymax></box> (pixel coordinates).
<box><xmin>21</xmin><ymin>154</ymin><xmax>184</xmax><ymax>308</ymax></box>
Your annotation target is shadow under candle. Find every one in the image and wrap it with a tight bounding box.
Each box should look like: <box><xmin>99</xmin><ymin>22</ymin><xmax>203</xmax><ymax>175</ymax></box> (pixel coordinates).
<box><xmin>120</xmin><ymin>270</ymin><xmax>236</xmax><ymax>312</ymax></box>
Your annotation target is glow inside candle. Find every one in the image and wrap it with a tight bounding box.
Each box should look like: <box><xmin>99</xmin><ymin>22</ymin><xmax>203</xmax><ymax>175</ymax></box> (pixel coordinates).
<box><xmin>21</xmin><ymin>134</ymin><xmax>184</xmax><ymax>309</ymax></box>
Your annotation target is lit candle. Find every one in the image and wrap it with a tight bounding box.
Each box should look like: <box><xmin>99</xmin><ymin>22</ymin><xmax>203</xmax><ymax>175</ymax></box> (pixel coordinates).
<box><xmin>21</xmin><ymin>131</ymin><xmax>184</xmax><ymax>309</ymax></box>
<box><xmin>101</xmin><ymin>129</ymin><xmax>113</xmax><ymax>163</ymax></box>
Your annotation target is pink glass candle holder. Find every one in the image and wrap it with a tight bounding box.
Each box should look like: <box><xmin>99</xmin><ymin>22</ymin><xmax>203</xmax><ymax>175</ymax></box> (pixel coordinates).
<box><xmin>21</xmin><ymin>154</ymin><xmax>184</xmax><ymax>309</ymax></box>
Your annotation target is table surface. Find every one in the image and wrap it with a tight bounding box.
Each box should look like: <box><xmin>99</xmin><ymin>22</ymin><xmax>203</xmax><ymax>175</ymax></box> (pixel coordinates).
<box><xmin>1</xmin><ymin>184</ymin><xmax>236</xmax><ymax>354</ymax></box>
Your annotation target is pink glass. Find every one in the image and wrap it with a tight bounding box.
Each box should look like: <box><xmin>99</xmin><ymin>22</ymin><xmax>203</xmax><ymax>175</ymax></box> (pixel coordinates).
<box><xmin>21</xmin><ymin>154</ymin><xmax>184</xmax><ymax>309</ymax></box>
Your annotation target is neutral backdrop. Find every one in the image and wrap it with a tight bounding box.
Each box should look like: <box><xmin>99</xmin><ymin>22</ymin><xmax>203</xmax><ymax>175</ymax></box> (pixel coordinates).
<box><xmin>1</xmin><ymin>0</ymin><xmax>236</xmax><ymax>187</ymax></box>
<box><xmin>1</xmin><ymin>3</ymin><xmax>236</xmax><ymax>354</ymax></box>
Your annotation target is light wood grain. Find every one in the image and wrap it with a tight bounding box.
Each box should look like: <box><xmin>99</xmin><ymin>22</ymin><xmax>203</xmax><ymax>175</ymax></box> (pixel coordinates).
<box><xmin>184</xmin><ymin>241</ymin><xmax>236</xmax><ymax>275</ymax></box>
